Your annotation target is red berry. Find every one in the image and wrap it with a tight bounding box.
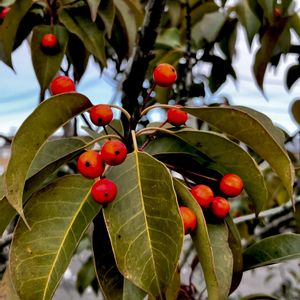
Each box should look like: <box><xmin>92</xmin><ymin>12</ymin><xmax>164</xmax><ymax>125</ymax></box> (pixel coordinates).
<box><xmin>179</xmin><ymin>206</ymin><xmax>197</xmax><ymax>234</ymax></box>
<box><xmin>274</xmin><ymin>7</ymin><xmax>281</xmax><ymax>18</ymax></box>
<box><xmin>50</xmin><ymin>76</ymin><xmax>76</xmax><ymax>95</ymax></box>
<box><xmin>0</xmin><ymin>7</ymin><xmax>10</xmax><ymax>20</ymax></box>
<box><xmin>77</xmin><ymin>150</ymin><xmax>104</xmax><ymax>179</ymax></box>
<box><xmin>153</xmin><ymin>63</ymin><xmax>177</xmax><ymax>87</ymax></box>
<box><xmin>191</xmin><ymin>184</ymin><xmax>214</xmax><ymax>208</ymax></box>
<box><xmin>41</xmin><ymin>33</ymin><xmax>58</xmax><ymax>49</ymax></box>
<box><xmin>91</xmin><ymin>178</ymin><xmax>117</xmax><ymax>204</ymax></box>
<box><xmin>219</xmin><ymin>173</ymin><xmax>243</xmax><ymax>197</ymax></box>
<box><xmin>211</xmin><ymin>197</ymin><xmax>230</xmax><ymax>219</ymax></box>
<box><xmin>89</xmin><ymin>104</ymin><xmax>113</xmax><ymax>126</ymax></box>
<box><xmin>101</xmin><ymin>140</ymin><xmax>127</xmax><ymax>166</ymax></box>
<box><xmin>167</xmin><ymin>105</ymin><xmax>188</xmax><ymax>126</ymax></box>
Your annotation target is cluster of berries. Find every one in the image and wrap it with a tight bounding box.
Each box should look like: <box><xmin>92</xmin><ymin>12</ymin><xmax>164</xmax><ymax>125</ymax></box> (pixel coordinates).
<box><xmin>180</xmin><ymin>173</ymin><xmax>244</xmax><ymax>234</ymax></box>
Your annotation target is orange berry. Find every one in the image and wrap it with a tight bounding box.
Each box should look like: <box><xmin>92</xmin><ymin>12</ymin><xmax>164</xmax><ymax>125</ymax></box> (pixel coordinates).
<box><xmin>219</xmin><ymin>174</ymin><xmax>243</xmax><ymax>197</ymax></box>
<box><xmin>153</xmin><ymin>63</ymin><xmax>177</xmax><ymax>87</ymax></box>
<box><xmin>101</xmin><ymin>140</ymin><xmax>127</xmax><ymax>166</ymax></box>
<box><xmin>167</xmin><ymin>105</ymin><xmax>188</xmax><ymax>126</ymax></box>
<box><xmin>191</xmin><ymin>184</ymin><xmax>214</xmax><ymax>208</ymax></box>
<box><xmin>77</xmin><ymin>150</ymin><xmax>104</xmax><ymax>179</ymax></box>
<box><xmin>179</xmin><ymin>206</ymin><xmax>197</xmax><ymax>234</ymax></box>
<box><xmin>50</xmin><ymin>76</ymin><xmax>76</xmax><ymax>95</ymax></box>
<box><xmin>91</xmin><ymin>178</ymin><xmax>117</xmax><ymax>204</ymax></box>
<box><xmin>0</xmin><ymin>7</ymin><xmax>10</xmax><ymax>20</ymax></box>
<box><xmin>89</xmin><ymin>104</ymin><xmax>113</xmax><ymax>126</ymax></box>
<box><xmin>211</xmin><ymin>197</ymin><xmax>230</xmax><ymax>219</ymax></box>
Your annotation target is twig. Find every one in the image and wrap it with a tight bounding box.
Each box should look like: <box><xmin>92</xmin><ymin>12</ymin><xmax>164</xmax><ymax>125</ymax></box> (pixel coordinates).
<box><xmin>81</xmin><ymin>113</ymin><xmax>94</xmax><ymax>131</ymax></box>
<box><xmin>107</xmin><ymin>124</ymin><xmax>125</xmax><ymax>140</ymax></box>
<box><xmin>0</xmin><ymin>134</ymin><xmax>12</xmax><ymax>144</ymax></box>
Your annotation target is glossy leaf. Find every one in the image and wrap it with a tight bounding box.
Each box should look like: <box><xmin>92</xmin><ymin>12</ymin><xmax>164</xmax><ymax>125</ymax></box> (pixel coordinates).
<box><xmin>286</xmin><ymin>65</ymin><xmax>300</xmax><ymax>91</ymax></box>
<box><xmin>87</xmin><ymin>0</ymin><xmax>101</xmax><ymax>21</ymax></box>
<box><xmin>10</xmin><ymin>175</ymin><xmax>100</xmax><ymax>300</ymax></box>
<box><xmin>58</xmin><ymin>8</ymin><xmax>106</xmax><ymax>66</ymax></box>
<box><xmin>5</xmin><ymin>93</ymin><xmax>92</xmax><ymax>220</ymax></box>
<box><xmin>104</xmin><ymin>151</ymin><xmax>183</xmax><ymax>298</ymax></box>
<box><xmin>31</xmin><ymin>25</ymin><xmax>69</xmax><ymax>95</ymax></box>
<box><xmin>291</xmin><ymin>99</ymin><xmax>300</xmax><ymax>125</ymax></box>
<box><xmin>175</xmin><ymin>130</ymin><xmax>268</xmax><ymax>213</ymax></box>
<box><xmin>0</xmin><ymin>0</ymin><xmax>32</xmax><ymax>67</ymax></box>
<box><xmin>93</xmin><ymin>212</ymin><xmax>124</xmax><ymax>300</ymax></box>
<box><xmin>173</xmin><ymin>179</ymin><xmax>231</xmax><ymax>300</ymax></box>
<box><xmin>184</xmin><ymin>106</ymin><xmax>294</xmax><ymax>199</ymax></box>
<box><xmin>98</xmin><ymin>0</ymin><xmax>115</xmax><ymax>38</ymax></box>
<box><xmin>0</xmin><ymin>270</ymin><xmax>20</xmax><ymax>300</ymax></box>
<box><xmin>243</xmin><ymin>233</ymin><xmax>300</xmax><ymax>270</ymax></box>
<box><xmin>123</xmin><ymin>279</ymin><xmax>147</xmax><ymax>300</ymax></box>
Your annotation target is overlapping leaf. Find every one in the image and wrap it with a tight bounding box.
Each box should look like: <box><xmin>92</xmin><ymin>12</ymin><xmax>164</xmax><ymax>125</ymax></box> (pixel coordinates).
<box><xmin>9</xmin><ymin>175</ymin><xmax>100</xmax><ymax>300</ymax></box>
<box><xmin>5</xmin><ymin>93</ymin><xmax>92</xmax><ymax>219</ymax></box>
<box><xmin>98</xmin><ymin>0</ymin><xmax>115</xmax><ymax>38</ymax></box>
<box><xmin>184</xmin><ymin>106</ymin><xmax>294</xmax><ymax>199</ymax></box>
<box><xmin>87</xmin><ymin>0</ymin><xmax>101</xmax><ymax>22</ymax></box>
<box><xmin>104</xmin><ymin>151</ymin><xmax>183</xmax><ymax>298</ymax></box>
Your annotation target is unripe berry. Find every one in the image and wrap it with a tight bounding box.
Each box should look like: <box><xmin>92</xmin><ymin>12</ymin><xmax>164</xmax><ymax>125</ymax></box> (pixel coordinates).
<box><xmin>91</xmin><ymin>178</ymin><xmax>117</xmax><ymax>204</ymax></box>
<box><xmin>0</xmin><ymin>7</ymin><xmax>10</xmax><ymax>20</ymax></box>
<box><xmin>191</xmin><ymin>184</ymin><xmax>214</xmax><ymax>208</ymax></box>
<box><xmin>101</xmin><ymin>140</ymin><xmax>127</xmax><ymax>166</ymax></box>
<box><xmin>179</xmin><ymin>206</ymin><xmax>197</xmax><ymax>234</ymax></box>
<box><xmin>219</xmin><ymin>173</ymin><xmax>243</xmax><ymax>197</ymax></box>
<box><xmin>153</xmin><ymin>63</ymin><xmax>177</xmax><ymax>87</ymax></box>
<box><xmin>50</xmin><ymin>76</ymin><xmax>76</xmax><ymax>95</ymax></box>
<box><xmin>41</xmin><ymin>33</ymin><xmax>58</xmax><ymax>53</ymax></box>
<box><xmin>77</xmin><ymin>150</ymin><xmax>104</xmax><ymax>179</ymax></box>
<box><xmin>211</xmin><ymin>197</ymin><xmax>230</xmax><ymax>219</ymax></box>
<box><xmin>167</xmin><ymin>105</ymin><xmax>188</xmax><ymax>126</ymax></box>
<box><xmin>89</xmin><ymin>104</ymin><xmax>113</xmax><ymax>126</ymax></box>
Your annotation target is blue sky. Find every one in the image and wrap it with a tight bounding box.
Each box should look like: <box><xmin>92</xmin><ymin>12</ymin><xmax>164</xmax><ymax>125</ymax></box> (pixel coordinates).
<box><xmin>0</xmin><ymin>29</ymin><xmax>299</xmax><ymax>136</ymax></box>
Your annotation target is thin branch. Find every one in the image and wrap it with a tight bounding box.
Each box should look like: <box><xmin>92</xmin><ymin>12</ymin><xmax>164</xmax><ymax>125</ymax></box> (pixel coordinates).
<box><xmin>0</xmin><ymin>134</ymin><xmax>12</xmax><ymax>144</ymax></box>
<box><xmin>81</xmin><ymin>113</ymin><xmax>93</xmax><ymax>131</ymax></box>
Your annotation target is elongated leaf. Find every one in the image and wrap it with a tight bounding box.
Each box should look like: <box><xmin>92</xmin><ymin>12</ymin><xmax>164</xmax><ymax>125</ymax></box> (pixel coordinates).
<box><xmin>98</xmin><ymin>0</ymin><xmax>115</xmax><ymax>38</ymax></box>
<box><xmin>58</xmin><ymin>8</ymin><xmax>106</xmax><ymax>66</ymax></box>
<box><xmin>175</xmin><ymin>130</ymin><xmax>268</xmax><ymax>213</ymax></box>
<box><xmin>286</xmin><ymin>65</ymin><xmax>300</xmax><ymax>90</ymax></box>
<box><xmin>0</xmin><ymin>270</ymin><xmax>20</xmax><ymax>300</ymax></box>
<box><xmin>0</xmin><ymin>0</ymin><xmax>32</xmax><ymax>67</ymax></box>
<box><xmin>5</xmin><ymin>93</ymin><xmax>92</xmax><ymax>220</ymax></box>
<box><xmin>10</xmin><ymin>175</ymin><xmax>101</xmax><ymax>300</ymax></box>
<box><xmin>243</xmin><ymin>233</ymin><xmax>300</xmax><ymax>270</ymax></box>
<box><xmin>184</xmin><ymin>106</ymin><xmax>294</xmax><ymax>199</ymax></box>
<box><xmin>104</xmin><ymin>151</ymin><xmax>183</xmax><ymax>298</ymax></box>
<box><xmin>31</xmin><ymin>25</ymin><xmax>69</xmax><ymax>95</ymax></box>
<box><xmin>173</xmin><ymin>179</ymin><xmax>231</xmax><ymax>300</ymax></box>
<box><xmin>87</xmin><ymin>0</ymin><xmax>101</xmax><ymax>21</ymax></box>
<box><xmin>291</xmin><ymin>99</ymin><xmax>300</xmax><ymax>125</ymax></box>
<box><xmin>123</xmin><ymin>279</ymin><xmax>146</xmax><ymax>300</ymax></box>
<box><xmin>93</xmin><ymin>212</ymin><xmax>124</xmax><ymax>300</ymax></box>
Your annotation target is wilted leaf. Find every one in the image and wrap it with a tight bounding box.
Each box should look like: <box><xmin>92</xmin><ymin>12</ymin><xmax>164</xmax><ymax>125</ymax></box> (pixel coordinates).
<box><xmin>184</xmin><ymin>106</ymin><xmax>294</xmax><ymax>199</ymax></box>
<box><xmin>86</xmin><ymin>0</ymin><xmax>101</xmax><ymax>21</ymax></box>
<box><xmin>5</xmin><ymin>93</ymin><xmax>92</xmax><ymax>220</ymax></box>
<box><xmin>10</xmin><ymin>175</ymin><xmax>100</xmax><ymax>300</ymax></box>
<box><xmin>104</xmin><ymin>151</ymin><xmax>183</xmax><ymax>298</ymax></box>
<box><xmin>173</xmin><ymin>179</ymin><xmax>232</xmax><ymax>300</ymax></box>
<box><xmin>243</xmin><ymin>233</ymin><xmax>300</xmax><ymax>270</ymax></box>
<box><xmin>290</xmin><ymin>99</ymin><xmax>300</xmax><ymax>125</ymax></box>
<box><xmin>286</xmin><ymin>65</ymin><xmax>300</xmax><ymax>90</ymax></box>
<box><xmin>93</xmin><ymin>212</ymin><xmax>124</xmax><ymax>300</ymax></box>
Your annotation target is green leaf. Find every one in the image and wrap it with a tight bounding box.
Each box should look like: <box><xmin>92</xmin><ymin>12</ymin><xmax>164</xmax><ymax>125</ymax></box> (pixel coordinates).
<box><xmin>10</xmin><ymin>175</ymin><xmax>101</xmax><ymax>300</ymax></box>
<box><xmin>123</xmin><ymin>279</ymin><xmax>147</xmax><ymax>300</ymax></box>
<box><xmin>173</xmin><ymin>179</ymin><xmax>232</xmax><ymax>300</ymax></box>
<box><xmin>258</xmin><ymin>0</ymin><xmax>274</xmax><ymax>22</ymax></box>
<box><xmin>281</xmin><ymin>0</ymin><xmax>293</xmax><ymax>15</ymax></box>
<box><xmin>31</xmin><ymin>25</ymin><xmax>69</xmax><ymax>95</ymax></box>
<box><xmin>155</xmin><ymin>28</ymin><xmax>181</xmax><ymax>50</ymax></box>
<box><xmin>104</xmin><ymin>151</ymin><xmax>183</xmax><ymax>298</ymax></box>
<box><xmin>184</xmin><ymin>106</ymin><xmax>295</xmax><ymax>199</ymax></box>
<box><xmin>286</xmin><ymin>64</ymin><xmax>300</xmax><ymax>90</ymax></box>
<box><xmin>86</xmin><ymin>0</ymin><xmax>101</xmax><ymax>22</ymax></box>
<box><xmin>0</xmin><ymin>270</ymin><xmax>20</xmax><ymax>300</ymax></box>
<box><xmin>291</xmin><ymin>99</ymin><xmax>300</xmax><ymax>125</ymax></box>
<box><xmin>190</xmin><ymin>2</ymin><xmax>219</xmax><ymax>27</ymax></box>
<box><xmin>5</xmin><ymin>93</ymin><xmax>92</xmax><ymax>220</ymax></box>
<box><xmin>58</xmin><ymin>7</ymin><xmax>106</xmax><ymax>66</ymax></box>
<box><xmin>98</xmin><ymin>0</ymin><xmax>115</xmax><ymax>38</ymax></box>
<box><xmin>0</xmin><ymin>197</ymin><xmax>16</xmax><ymax>237</ymax></box>
<box><xmin>174</xmin><ymin>130</ymin><xmax>268</xmax><ymax>214</ymax></box>
<box><xmin>0</xmin><ymin>0</ymin><xmax>32</xmax><ymax>68</ymax></box>
<box><xmin>93</xmin><ymin>212</ymin><xmax>124</xmax><ymax>300</ymax></box>
<box><xmin>236</xmin><ymin>0</ymin><xmax>260</xmax><ymax>46</ymax></box>
<box><xmin>290</xmin><ymin>13</ymin><xmax>300</xmax><ymax>38</ymax></box>
<box><xmin>243</xmin><ymin>233</ymin><xmax>300</xmax><ymax>270</ymax></box>
<box><xmin>76</xmin><ymin>256</ymin><xmax>97</xmax><ymax>294</ymax></box>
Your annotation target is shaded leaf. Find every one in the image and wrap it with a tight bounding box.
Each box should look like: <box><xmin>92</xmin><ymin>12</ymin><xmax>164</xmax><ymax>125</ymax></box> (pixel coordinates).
<box><xmin>184</xmin><ymin>106</ymin><xmax>294</xmax><ymax>199</ymax></box>
<box><xmin>156</xmin><ymin>28</ymin><xmax>181</xmax><ymax>50</ymax></box>
<box><xmin>58</xmin><ymin>7</ymin><xmax>106</xmax><ymax>66</ymax></box>
<box><xmin>5</xmin><ymin>93</ymin><xmax>92</xmax><ymax>219</ymax></box>
<box><xmin>86</xmin><ymin>0</ymin><xmax>101</xmax><ymax>22</ymax></box>
<box><xmin>286</xmin><ymin>64</ymin><xmax>300</xmax><ymax>90</ymax></box>
<box><xmin>76</xmin><ymin>256</ymin><xmax>97</xmax><ymax>294</ymax></box>
<box><xmin>93</xmin><ymin>212</ymin><xmax>124</xmax><ymax>300</ymax></box>
<box><xmin>10</xmin><ymin>175</ymin><xmax>100</xmax><ymax>300</ymax></box>
<box><xmin>0</xmin><ymin>270</ymin><xmax>20</xmax><ymax>300</ymax></box>
<box><xmin>98</xmin><ymin>0</ymin><xmax>115</xmax><ymax>38</ymax></box>
<box><xmin>258</xmin><ymin>0</ymin><xmax>274</xmax><ymax>22</ymax></box>
<box><xmin>0</xmin><ymin>197</ymin><xmax>16</xmax><ymax>237</ymax></box>
<box><xmin>104</xmin><ymin>151</ymin><xmax>183</xmax><ymax>298</ymax></box>
<box><xmin>123</xmin><ymin>279</ymin><xmax>146</xmax><ymax>300</ymax></box>
<box><xmin>290</xmin><ymin>99</ymin><xmax>300</xmax><ymax>125</ymax></box>
<box><xmin>173</xmin><ymin>179</ymin><xmax>232</xmax><ymax>300</ymax></box>
<box><xmin>243</xmin><ymin>233</ymin><xmax>300</xmax><ymax>270</ymax></box>
<box><xmin>31</xmin><ymin>25</ymin><xmax>69</xmax><ymax>95</ymax></box>
<box><xmin>0</xmin><ymin>0</ymin><xmax>32</xmax><ymax>67</ymax></box>
<box><xmin>174</xmin><ymin>130</ymin><xmax>268</xmax><ymax>214</ymax></box>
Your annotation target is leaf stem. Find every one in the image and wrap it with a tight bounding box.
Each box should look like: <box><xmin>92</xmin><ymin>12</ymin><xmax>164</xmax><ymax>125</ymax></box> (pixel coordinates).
<box><xmin>84</xmin><ymin>134</ymin><xmax>121</xmax><ymax>148</ymax></box>
<box><xmin>140</xmin><ymin>104</ymin><xmax>179</xmax><ymax>117</ymax></box>
<box><xmin>109</xmin><ymin>104</ymin><xmax>131</xmax><ymax>122</ymax></box>
<box><xmin>131</xmin><ymin>130</ymin><xmax>139</xmax><ymax>152</ymax></box>
<box><xmin>107</xmin><ymin>124</ymin><xmax>125</xmax><ymax>140</ymax></box>
<box><xmin>142</xmin><ymin>83</ymin><xmax>156</xmax><ymax>108</ymax></box>
<box><xmin>136</xmin><ymin>126</ymin><xmax>175</xmax><ymax>138</ymax></box>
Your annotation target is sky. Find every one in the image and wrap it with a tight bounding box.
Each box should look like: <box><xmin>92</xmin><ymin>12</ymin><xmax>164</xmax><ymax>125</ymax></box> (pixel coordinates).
<box><xmin>0</xmin><ymin>27</ymin><xmax>299</xmax><ymax>137</ymax></box>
